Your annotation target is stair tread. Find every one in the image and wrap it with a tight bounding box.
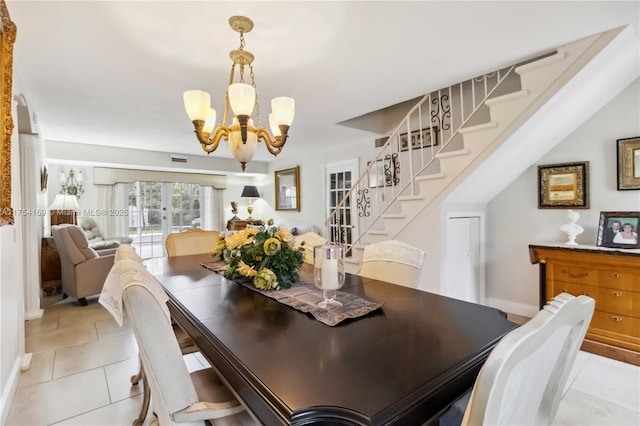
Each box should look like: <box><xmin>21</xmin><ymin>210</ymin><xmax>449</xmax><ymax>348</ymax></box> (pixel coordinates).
<box><xmin>415</xmin><ymin>172</ymin><xmax>446</xmax><ymax>181</ymax></box>
<box><xmin>459</xmin><ymin>122</ymin><xmax>498</xmax><ymax>134</ymax></box>
<box><xmin>398</xmin><ymin>195</ymin><xmax>424</xmax><ymax>201</ymax></box>
<box><xmin>515</xmin><ymin>52</ymin><xmax>566</xmax><ymax>74</ymax></box>
<box><xmin>435</xmin><ymin>149</ymin><xmax>470</xmax><ymax>159</ymax></box>
<box><xmin>485</xmin><ymin>89</ymin><xmax>529</xmax><ymax>106</ymax></box>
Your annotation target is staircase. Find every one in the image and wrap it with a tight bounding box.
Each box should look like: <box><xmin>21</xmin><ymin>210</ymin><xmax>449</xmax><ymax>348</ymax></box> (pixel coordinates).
<box><xmin>324</xmin><ymin>26</ymin><xmax>636</xmax><ymax>272</ymax></box>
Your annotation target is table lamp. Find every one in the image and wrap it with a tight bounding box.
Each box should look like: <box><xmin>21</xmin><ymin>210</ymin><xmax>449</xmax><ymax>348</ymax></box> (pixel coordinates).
<box><xmin>49</xmin><ymin>193</ymin><xmax>80</xmax><ymax>225</ymax></box>
<box><xmin>241</xmin><ymin>185</ymin><xmax>260</xmax><ymax>220</ymax></box>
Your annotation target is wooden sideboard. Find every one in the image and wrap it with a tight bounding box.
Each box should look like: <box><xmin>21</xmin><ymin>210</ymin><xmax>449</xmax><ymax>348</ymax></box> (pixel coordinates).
<box><xmin>529</xmin><ymin>244</ymin><xmax>640</xmax><ymax>365</ymax></box>
<box><xmin>226</xmin><ymin>219</ymin><xmax>264</xmax><ymax>231</ymax></box>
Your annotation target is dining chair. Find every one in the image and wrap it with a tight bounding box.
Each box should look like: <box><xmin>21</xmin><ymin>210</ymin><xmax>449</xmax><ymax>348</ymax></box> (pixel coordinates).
<box><xmin>293</xmin><ymin>231</ymin><xmax>327</xmax><ymax>264</ymax></box>
<box><xmin>100</xmin><ymin>246</ymin><xmax>198</xmax><ymax>426</ymax></box>
<box><xmin>121</xmin><ymin>269</ymin><xmax>245</xmax><ymax>425</ymax></box>
<box><xmin>358</xmin><ymin>239</ymin><xmax>426</xmax><ymax>288</ymax></box>
<box><xmin>165</xmin><ymin>228</ymin><xmax>220</xmax><ymax>257</ymax></box>
<box><xmin>438</xmin><ymin>292</ymin><xmax>595</xmax><ymax>426</ymax></box>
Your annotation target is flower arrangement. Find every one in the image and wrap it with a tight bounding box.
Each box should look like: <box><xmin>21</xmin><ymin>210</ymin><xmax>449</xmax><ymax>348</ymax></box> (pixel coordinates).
<box><xmin>215</xmin><ymin>220</ymin><xmax>304</xmax><ymax>290</ymax></box>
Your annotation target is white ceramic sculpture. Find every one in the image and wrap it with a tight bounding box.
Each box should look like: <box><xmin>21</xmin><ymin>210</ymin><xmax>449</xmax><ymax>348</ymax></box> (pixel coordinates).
<box><xmin>560</xmin><ymin>209</ymin><xmax>584</xmax><ymax>246</ymax></box>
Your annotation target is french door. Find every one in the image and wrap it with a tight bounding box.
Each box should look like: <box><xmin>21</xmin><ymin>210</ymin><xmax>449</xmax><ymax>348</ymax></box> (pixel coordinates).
<box><xmin>325</xmin><ymin>159</ymin><xmax>359</xmax><ymax>255</ymax></box>
<box><xmin>128</xmin><ymin>181</ymin><xmax>202</xmax><ymax>259</ymax></box>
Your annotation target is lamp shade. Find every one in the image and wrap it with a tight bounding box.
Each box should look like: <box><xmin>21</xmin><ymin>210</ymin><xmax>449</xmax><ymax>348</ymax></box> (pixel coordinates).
<box><xmin>183</xmin><ymin>90</ymin><xmax>211</xmax><ymax>121</ymax></box>
<box><xmin>241</xmin><ymin>185</ymin><xmax>260</xmax><ymax>198</ymax></box>
<box><xmin>228</xmin><ymin>83</ymin><xmax>256</xmax><ymax>116</ymax></box>
<box><xmin>49</xmin><ymin>194</ymin><xmax>80</xmax><ymax>211</ymax></box>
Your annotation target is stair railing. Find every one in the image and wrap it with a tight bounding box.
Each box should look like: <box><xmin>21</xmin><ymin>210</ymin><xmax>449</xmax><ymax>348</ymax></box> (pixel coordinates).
<box><xmin>325</xmin><ymin>65</ymin><xmax>518</xmax><ymax>253</ymax></box>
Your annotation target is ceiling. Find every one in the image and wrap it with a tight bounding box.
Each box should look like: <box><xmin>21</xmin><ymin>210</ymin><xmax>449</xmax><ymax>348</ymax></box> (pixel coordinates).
<box><xmin>7</xmin><ymin>1</ymin><xmax>640</xmax><ymax>165</ymax></box>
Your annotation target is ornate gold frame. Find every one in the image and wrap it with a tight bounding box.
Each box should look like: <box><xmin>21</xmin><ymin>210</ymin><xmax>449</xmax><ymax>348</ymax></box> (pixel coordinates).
<box><xmin>0</xmin><ymin>1</ymin><xmax>15</xmax><ymax>226</ymax></box>
<box><xmin>537</xmin><ymin>161</ymin><xmax>589</xmax><ymax>209</ymax></box>
<box><xmin>275</xmin><ymin>166</ymin><xmax>300</xmax><ymax>211</ymax></box>
<box><xmin>616</xmin><ymin>136</ymin><xmax>640</xmax><ymax>190</ymax></box>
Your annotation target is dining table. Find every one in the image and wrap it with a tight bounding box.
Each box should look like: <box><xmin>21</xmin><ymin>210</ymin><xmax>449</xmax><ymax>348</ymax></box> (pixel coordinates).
<box><xmin>147</xmin><ymin>253</ymin><xmax>517</xmax><ymax>425</ymax></box>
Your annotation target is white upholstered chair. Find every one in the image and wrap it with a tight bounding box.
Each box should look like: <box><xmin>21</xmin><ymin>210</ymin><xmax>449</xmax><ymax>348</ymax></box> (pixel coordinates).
<box><xmin>293</xmin><ymin>232</ymin><xmax>328</xmax><ymax>264</ymax></box>
<box><xmin>438</xmin><ymin>292</ymin><xmax>595</xmax><ymax>426</ymax></box>
<box><xmin>358</xmin><ymin>240</ymin><xmax>426</xmax><ymax>288</ymax></box>
<box><xmin>121</xmin><ymin>268</ymin><xmax>245</xmax><ymax>425</ymax></box>
<box><xmin>101</xmin><ymin>246</ymin><xmax>199</xmax><ymax>426</ymax></box>
<box><xmin>165</xmin><ymin>228</ymin><xmax>220</xmax><ymax>257</ymax></box>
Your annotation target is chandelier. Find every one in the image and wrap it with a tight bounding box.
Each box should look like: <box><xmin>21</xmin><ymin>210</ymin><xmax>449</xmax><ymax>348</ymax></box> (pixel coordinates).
<box><xmin>183</xmin><ymin>16</ymin><xmax>295</xmax><ymax>171</ymax></box>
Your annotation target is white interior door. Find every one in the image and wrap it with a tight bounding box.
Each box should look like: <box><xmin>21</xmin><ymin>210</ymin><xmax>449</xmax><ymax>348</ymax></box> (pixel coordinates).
<box><xmin>325</xmin><ymin>159</ymin><xmax>358</xmax><ymax>255</ymax></box>
<box><xmin>445</xmin><ymin>214</ymin><xmax>484</xmax><ymax>303</ymax></box>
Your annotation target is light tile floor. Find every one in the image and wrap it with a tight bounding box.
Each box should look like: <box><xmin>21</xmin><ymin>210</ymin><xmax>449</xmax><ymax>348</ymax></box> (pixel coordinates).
<box><xmin>6</xmin><ymin>298</ymin><xmax>640</xmax><ymax>425</ymax></box>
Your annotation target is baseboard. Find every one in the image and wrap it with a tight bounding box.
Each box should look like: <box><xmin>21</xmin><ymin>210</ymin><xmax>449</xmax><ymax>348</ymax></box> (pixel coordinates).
<box><xmin>485</xmin><ymin>297</ymin><xmax>539</xmax><ymax>318</ymax></box>
<box><xmin>0</xmin><ymin>356</ymin><xmax>21</xmax><ymax>425</ymax></box>
<box><xmin>25</xmin><ymin>308</ymin><xmax>44</xmax><ymax>320</ymax></box>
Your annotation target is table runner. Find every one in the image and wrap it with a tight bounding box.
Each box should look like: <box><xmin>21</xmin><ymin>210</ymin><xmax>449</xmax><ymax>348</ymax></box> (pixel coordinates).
<box><xmin>202</xmin><ymin>262</ymin><xmax>383</xmax><ymax>326</ymax></box>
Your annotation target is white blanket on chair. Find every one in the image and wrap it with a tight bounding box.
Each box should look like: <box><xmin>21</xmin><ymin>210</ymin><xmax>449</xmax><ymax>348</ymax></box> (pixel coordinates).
<box><xmin>99</xmin><ymin>259</ymin><xmax>170</xmax><ymax>326</ymax></box>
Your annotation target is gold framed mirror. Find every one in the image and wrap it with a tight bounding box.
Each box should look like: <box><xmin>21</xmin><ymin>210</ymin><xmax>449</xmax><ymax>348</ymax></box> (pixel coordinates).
<box><xmin>275</xmin><ymin>166</ymin><xmax>300</xmax><ymax>211</ymax></box>
<box><xmin>0</xmin><ymin>0</ymin><xmax>15</xmax><ymax>226</ymax></box>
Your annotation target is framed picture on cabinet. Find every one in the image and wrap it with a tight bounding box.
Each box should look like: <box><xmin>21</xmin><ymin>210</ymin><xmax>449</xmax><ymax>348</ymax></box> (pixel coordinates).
<box><xmin>537</xmin><ymin>161</ymin><xmax>589</xmax><ymax>209</ymax></box>
<box><xmin>596</xmin><ymin>211</ymin><xmax>640</xmax><ymax>249</ymax></box>
<box><xmin>616</xmin><ymin>136</ymin><xmax>640</xmax><ymax>190</ymax></box>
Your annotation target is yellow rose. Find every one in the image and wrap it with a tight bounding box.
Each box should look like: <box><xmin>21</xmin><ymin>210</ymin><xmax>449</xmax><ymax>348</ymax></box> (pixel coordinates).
<box><xmin>263</xmin><ymin>237</ymin><xmax>281</xmax><ymax>255</ymax></box>
<box><xmin>237</xmin><ymin>260</ymin><xmax>257</xmax><ymax>278</ymax></box>
<box><xmin>275</xmin><ymin>228</ymin><xmax>293</xmax><ymax>243</ymax></box>
<box><xmin>253</xmin><ymin>268</ymin><xmax>279</xmax><ymax>290</ymax></box>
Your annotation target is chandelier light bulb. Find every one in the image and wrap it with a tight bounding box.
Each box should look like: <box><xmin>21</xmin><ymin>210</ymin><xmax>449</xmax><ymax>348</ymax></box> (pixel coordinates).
<box><xmin>228</xmin><ymin>83</ymin><xmax>255</xmax><ymax>117</ymax></box>
<box><xmin>269</xmin><ymin>113</ymin><xmax>281</xmax><ymax>137</ymax></box>
<box><xmin>183</xmin><ymin>90</ymin><xmax>211</xmax><ymax>121</ymax></box>
<box><xmin>203</xmin><ymin>108</ymin><xmax>217</xmax><ymax>133</ymax></box>
<box><xmin>271</xmin><ymin>97</ymin><xmax>295</xmax><ymax>126</ymax></box>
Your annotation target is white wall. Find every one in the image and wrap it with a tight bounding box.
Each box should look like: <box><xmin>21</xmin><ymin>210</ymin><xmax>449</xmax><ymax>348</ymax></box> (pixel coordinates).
<box><xmin>486</xmin><ymin>78</ymin><xmax>640</xmax><ymax>316</ymax></box>
<box><xmin>0</xmin><ymin>100</ymin><xmax>25</xmax><ymax>424</ymax></box>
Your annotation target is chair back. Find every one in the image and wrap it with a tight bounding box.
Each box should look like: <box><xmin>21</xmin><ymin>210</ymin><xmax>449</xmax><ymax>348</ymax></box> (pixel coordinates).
<box><xmin>462</xmin><ymin>293</ymin><xmax>595</xmax><ymax>425</ymax></box>
<box><xmin>165</xmin><ymin>229</ymin><xmax>220</xmax><ymax>257</ymax></box>
<box><xmin>293</xmin><ymin>232</ymin><xmax>327</xmax><ymax>264</ymax></box>
<box><xmin>359</xmin><ymin>240</ymin><xmax>425</xmax><ymax>288</ymax></box>
<box><xmin>121</xmin><ymin>270</ymin><xmax>200</xmax><ymax>426</ymax></box>
<box><xmin>52</xmin><ymin>224</ymin><xmax>102</xmax><ymax>297</ymax></box>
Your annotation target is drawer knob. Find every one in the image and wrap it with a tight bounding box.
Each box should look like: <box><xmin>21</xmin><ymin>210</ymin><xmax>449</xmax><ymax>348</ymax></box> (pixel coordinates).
<box><xmin>610</xmin><ymin>291</ymin><xmax>622</xmax><ymax>297</ymax></box>
<box><xmin>561</xmin><ymin>269</ymin><xmax>589</xmax><ymax>279</ymax></box>
<box><xmin>611</xmin><ymin>316</ymin><xmax>623</xmax><ymax>322</ymax></box>
<box><xmin>611</xmin><ymin>272</ymin><xmax>622</xmax><ymax>278</ymax></box>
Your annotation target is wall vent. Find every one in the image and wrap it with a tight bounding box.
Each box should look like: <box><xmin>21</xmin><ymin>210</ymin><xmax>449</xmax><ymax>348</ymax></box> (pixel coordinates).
<box><xmin>170</xmin><ymin>154</ymin><xmax>188</xmax><ymax>163</ymax></box>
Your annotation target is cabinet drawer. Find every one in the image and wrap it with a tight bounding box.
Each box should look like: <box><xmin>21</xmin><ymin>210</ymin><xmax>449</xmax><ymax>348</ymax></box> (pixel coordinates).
<box><xmin>591</xmin><ymin>311</ymin><xmax>640</xmax><ymax>338</ymax></box>
<box><xmin>551</xmin><ymin>264</ymin><xmax>599</xmax><ymax>286</ymax></box>
<box><xmin>552</xmin><ymin>283</ymin><xmax>639</xmax><ymax>319</ymax></box>
<box><xmin>597</xmin><ymin>270</ymin><xmax>640</xmax><ymax>292</ymax></box>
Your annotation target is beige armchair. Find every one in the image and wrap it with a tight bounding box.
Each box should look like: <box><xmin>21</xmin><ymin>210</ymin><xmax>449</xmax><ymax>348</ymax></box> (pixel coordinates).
<box><xmin>51</xmin><ymin>224</ymin><xmax>116</xmax><ymax>305</ymax></box>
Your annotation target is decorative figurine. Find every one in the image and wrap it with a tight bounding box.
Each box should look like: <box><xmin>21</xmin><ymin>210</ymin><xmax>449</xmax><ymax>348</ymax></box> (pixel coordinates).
<box><xmin>230</xmin><ymin>201</ymin><xmax>239</xmax><ymax>220</ymax></box>
<box><xmin>560</xmin><ymin>209</ymin><xmax>583</xmax><ymax>246</ymax></box>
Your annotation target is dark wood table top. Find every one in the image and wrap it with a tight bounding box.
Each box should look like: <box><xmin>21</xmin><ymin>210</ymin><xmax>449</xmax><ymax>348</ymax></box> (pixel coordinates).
<box><xmin>149</xmin><ymin>254</ymin><xmax>517</xmax><ymax>425</ymax></box>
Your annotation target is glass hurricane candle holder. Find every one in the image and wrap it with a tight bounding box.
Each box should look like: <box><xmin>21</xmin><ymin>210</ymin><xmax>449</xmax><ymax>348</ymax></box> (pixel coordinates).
<box><xmin>313</xmin><ymin>245</ymin><xmax>345</xmax><ymax>308</ymax></box>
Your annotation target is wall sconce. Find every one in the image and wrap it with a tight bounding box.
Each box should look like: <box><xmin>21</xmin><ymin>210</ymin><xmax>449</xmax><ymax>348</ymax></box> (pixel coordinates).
<box><xmin>241</xmin><ymin>185</ymin><xmax>260</xmax><ymax>220</ymax></box>
<box><xmin>59</xmin><ymin>169</ymin><xmax>84</xmax><ymax>198</ymax></box>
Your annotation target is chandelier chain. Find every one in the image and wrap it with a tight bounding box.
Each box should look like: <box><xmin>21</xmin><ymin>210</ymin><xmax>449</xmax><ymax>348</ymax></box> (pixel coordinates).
<box><xmin>249</xmin><ymin>63</ymin><xmax>262</xmax><ymax>127</ymax></box>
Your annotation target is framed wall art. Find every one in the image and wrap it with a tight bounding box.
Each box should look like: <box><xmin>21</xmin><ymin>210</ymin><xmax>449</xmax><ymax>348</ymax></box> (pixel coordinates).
<box><xmin>0</xmin><ymin>1</ymin><xmax>16</xmax><ymax>226</ymax></box>
<box><xmin>616</xmin><ymin>136</ymin><xmax>640</xmax><ymax>190</ymax></box>
<box><xmin>275</xmin><ymin>166</ymin><xmax>300</xmax><ymax>211</ymax></box>
<box><xmin>368</xmin><ymin>154</ymin><xmax>399</xmax><ymax>188</ymax></box>
<box><xmin>399</xmin><ymin>127</ymin><xmax>438</xmax><ymax>152</ymax></box>
<box><xmin>596</xmin><ymin>211</ymin><xmax>640</xmax><ymax>249</ymax></box>
<box><xmin>537</xmin><ymin>161</ymin><xmax>589</xmax><ymax>209</ymax></box>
